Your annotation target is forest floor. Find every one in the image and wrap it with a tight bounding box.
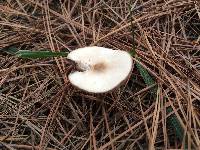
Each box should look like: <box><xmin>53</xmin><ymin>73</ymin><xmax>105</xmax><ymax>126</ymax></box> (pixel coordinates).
<box><xmin>0</xmin><ymin>0</ymin><xmax>200</xmax><ymax>149</ymax></box>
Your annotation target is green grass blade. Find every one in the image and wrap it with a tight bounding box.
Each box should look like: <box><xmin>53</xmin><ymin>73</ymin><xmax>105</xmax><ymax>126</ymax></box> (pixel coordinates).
<box><xmin>15</xmin><ymin>50</ymin><xmax>68</xmax><ymax>59</ymax></box>
<box><xmin>128</xmin><ymin>3</ymin><xmax>185</xmax><ymax>148</ymax></box>
<box><xmin>167</xmin><ymin>107</ymin><xmax>187</xmax><ymax>148</ymax></box>
<box><xmin>167</xmin><ymin>107</ymin><xmax>183</xmax><ymax>139</ymax></box>
<box><xmin>135</xmin><ymin>62</ymin><xmax>155</xmax><ymax>87</ymax></box>
<box><xmin>128</xmin><ymin>3</ymin><xmax>155</xmax><ymax>90</ymax></box>
<box><xmin>0</xmin><ymin>46</ymin><xmax>18</xmax><ymax>55</ymax></box>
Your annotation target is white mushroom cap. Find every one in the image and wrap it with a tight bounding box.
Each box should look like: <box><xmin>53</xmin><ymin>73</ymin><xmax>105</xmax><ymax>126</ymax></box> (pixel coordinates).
<box><xmin>67</xmin><ymin>46</ymin><xmax>133</xmax><ymax>93</ymax></box>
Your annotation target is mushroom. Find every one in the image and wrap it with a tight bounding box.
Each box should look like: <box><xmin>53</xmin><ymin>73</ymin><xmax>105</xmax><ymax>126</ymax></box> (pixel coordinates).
<box><xmin>67</xmin><ymin>46</ymin><xmax>133</xmax><ymax>93</ymax></box>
